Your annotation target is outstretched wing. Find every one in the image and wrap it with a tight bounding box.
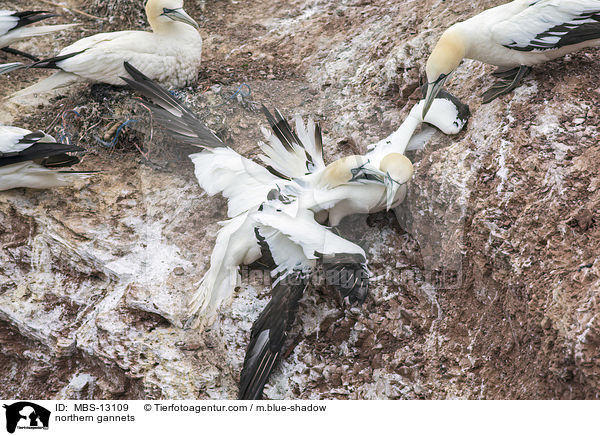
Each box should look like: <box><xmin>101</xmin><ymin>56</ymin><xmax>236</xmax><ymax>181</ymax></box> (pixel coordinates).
<box><xmin>258</xmin><ymin>106</ymin><xmax>326</xmax><ymax>179</ymax></box>
<box><xmin>123</xmin><ymin>62</ymin><xmax>283</xmax><ymax>216</ymax></box>
<box><xmin>239</xmin><ymin>207</ymin><xmax>370</xmax><ymax>399</ymax></box>
<box><xmin>190</xmin><ymin>149</ymin><xmax>281</xmax><ymax>217</ymax></box>
<box><xmin>122</xmin><ymin>61</ymin><xmax>224</xmax><ymax>149</ymax></box>
<box><xmin>493</xmin><ymin>0</ymin><xmax>600</xmax><ymax>52</ymax></box>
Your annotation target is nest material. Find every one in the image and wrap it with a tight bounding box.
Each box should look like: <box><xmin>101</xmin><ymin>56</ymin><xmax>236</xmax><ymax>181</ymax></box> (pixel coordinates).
<box><xmin>88</xmin><ymin>0</ymin><xmax>146</xmax><ymax>28</ymax></box>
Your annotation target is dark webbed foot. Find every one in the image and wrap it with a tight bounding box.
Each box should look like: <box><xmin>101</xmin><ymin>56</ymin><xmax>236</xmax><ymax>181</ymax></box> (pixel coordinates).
<box><xmin>322</xmin><ymin>254</ymin><xmax>369</xmax><ymax>305</ymax></box>
<box><xmin>482</xmin><ymin>65</ymin><xmax>531</xmax><ymax>103</ymax></box>
<box><xmin>1</xmin><ymin>47</ymin><xmax>40</xmax><ymax>62</ymax></box>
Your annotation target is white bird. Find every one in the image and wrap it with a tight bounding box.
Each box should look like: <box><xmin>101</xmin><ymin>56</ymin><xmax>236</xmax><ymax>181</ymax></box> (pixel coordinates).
<box><xmin>423</xmin><ymin>0</ymin><xmax>600</xmax><ymax>116</ymax></box>
<box><xmin>6</xmin><ymin>0</ymin><xmax>202</xmax><ymax>100</ymax></box>
<box><xmin>122</xmin><ymin>63</ymin><xmax>470</xmax><ymax>399</ymax></box>
<box><xmin>0</xmin><ymin>10</ymin><xmax>76</xmax><ymax>61</ymax></box>
<box><xmin>121</xmin><ymin>63</ymin><xmax>382</xmax><ymax>322</ymax></box>
<box><xmin>0</xmin><ymin>126</ymin><xmax>94</xmax><ymax>190</ymax></box>
<box><xmin>235</xmin><ymin>95</ymin><xmax>467</xmax><ymax>400</ymax></box>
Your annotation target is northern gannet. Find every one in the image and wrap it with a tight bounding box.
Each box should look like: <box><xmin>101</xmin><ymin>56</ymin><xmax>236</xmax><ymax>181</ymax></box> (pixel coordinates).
<box><xmin>0</xmin><ymin>126</ymin><xmax>93</xmax><ymax>190</ymax></box>
<box><xmin>122</xmin><ymin>64</ymin><xmax>470</xmax><ymax>399</ymax></box>
<box><xmin>6</xmin><ymin>0</ymin><xmax>201</xmax><ymax>100</ymax></box>
<box><xmin>120</xmin><ymin>63</ymin><xmax>406</xmax><ymax>326</ymax></box>
<box><xmin>0</xmin><ymin>10</ymin><xmax>76</xmax><ymax>61</ymax></box>
<box><xmin>423</xmin><ymin>0</ymin><xmax>600</xmax><ymax>115</ymax></box>
<box><xmin>121</xmin><ymin>63</ymin><xmax>470</xmax><ymax>327</ymax></box>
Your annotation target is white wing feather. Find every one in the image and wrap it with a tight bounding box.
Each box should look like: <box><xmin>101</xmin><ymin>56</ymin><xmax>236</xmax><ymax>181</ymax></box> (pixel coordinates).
<box><xmin>188</xmin><ymin>213</ymin><xmax>261</xmax><ymax>328</ymax></box>
<box><xmin>258</xmin><ymin>115</ymin><xmax>325</xmax><ymax>179</ymax></box>
<box><xmin>0</xmin><ymin>11</ymin><xmax>18</xmax><ymax>37</ymax></box>
<box><xmin>252</xmin><ymin>207</ymin><xmax>366</xmax><ymax>279</ymax></box>
<box><xmin>190</xmin><ymin>148</ymin><xmax>282</xmax><ymax>218</ymax></box>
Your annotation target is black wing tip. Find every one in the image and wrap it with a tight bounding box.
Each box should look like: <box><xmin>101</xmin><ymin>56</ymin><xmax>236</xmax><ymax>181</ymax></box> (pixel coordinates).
<box><xmin>238</xmin><ymin>275</ymin><xmax>307</xmax><ymax>400</ymax></box>
<box><xmin>123</xmin><ymin>61</ymin><xmax>226</xmax><ymax>149</ymax></box>
<box><xmin>123</xmin><ymin>61</ymin><xmax>145</xmax><ymax>81</ymax></box>
<box><xmin>0</xmin><ymin>142</ymin><xmax>86</xmax><ymax>168</ymax></box>
<box><xmin>29</xmin><ymin>50</ymin><xmax>83</xmax><ymax>69</ymax></box>
<box><xmin>12</xmin><ymin>11</ymin><xmax>60</xmax><ymax>28</ymax></box>
<box><xmin>33</xmin><ymin>142</ymin><xmax>85</xmax><ymax>153</ymax></box>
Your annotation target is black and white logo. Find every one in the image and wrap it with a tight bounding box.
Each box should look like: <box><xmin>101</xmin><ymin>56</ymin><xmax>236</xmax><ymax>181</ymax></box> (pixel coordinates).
<box><xmin>3</xmin><ymin>402</ymin><xmax>50</xmax><ymax>434</ymax></box>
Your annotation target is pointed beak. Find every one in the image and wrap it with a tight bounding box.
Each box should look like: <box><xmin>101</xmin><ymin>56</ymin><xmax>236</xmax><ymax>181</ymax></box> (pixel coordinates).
<box><xmin>349</xmin><ymin>164</ymin><xmax>387</xmax><ymax>183</ymax></box>
<box><xmin>422</xmin><ymin>75</ymin><xmax>449</xmax><ymax>119</ymax></box>
<box><xmin>164</xmin><ymin>8</ymin><xmax>199</xmax><ymax>29</ymax></box>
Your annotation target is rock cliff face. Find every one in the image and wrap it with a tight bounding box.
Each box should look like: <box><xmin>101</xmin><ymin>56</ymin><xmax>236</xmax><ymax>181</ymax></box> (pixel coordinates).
<box><xmin>1</xmin><ymin>0</ymin><xmax>598</xmax><ymax>399</ymax></box>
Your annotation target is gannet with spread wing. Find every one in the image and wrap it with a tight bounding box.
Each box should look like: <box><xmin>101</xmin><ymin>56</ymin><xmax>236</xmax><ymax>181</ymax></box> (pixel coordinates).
<box><xmin>122</xmin><ymin>63</ymin><xmax>470</xmax><ymax>399</ymax></box>
<box><xmin>121</xmin><ymin>63</ymin><xmax>470</xmax><ymax>328</ymax></box>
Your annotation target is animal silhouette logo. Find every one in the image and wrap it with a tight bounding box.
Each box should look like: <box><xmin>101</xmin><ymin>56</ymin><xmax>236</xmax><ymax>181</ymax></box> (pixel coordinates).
<box><xmin>3</xmin><ymin>402</ymin><xmax>50</xmax><ymax>433</ymax></box>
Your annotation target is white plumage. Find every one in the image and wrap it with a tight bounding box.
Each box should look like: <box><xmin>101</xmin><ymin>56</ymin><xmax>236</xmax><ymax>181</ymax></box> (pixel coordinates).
<box><xmin>424</xmin><ymin>0</ymin><xmax>600</xmax><ymax>113</ymax></box>
<box><xmin>0</xmin><ymin>125</ymin><xmax>92</xmax><ymax>191</ymax></box>
<box><xmin>7</xmin><ymin>0</ymin><xmax>202</xmax><ymax>100</ymax></box>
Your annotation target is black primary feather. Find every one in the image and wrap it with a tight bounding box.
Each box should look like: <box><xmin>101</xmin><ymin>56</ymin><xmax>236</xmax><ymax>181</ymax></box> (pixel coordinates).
<box><xmin>260</xmin><ymin>105</ymin><xmax>296</xmax><ymax>153</ymax></box>
<box><xmin>261</xmin><ymin>105</ymin><xmax>324</xmax><ymax>172</ymax></box>
<box><xmin>17</xmin><ymin>130</ymin><xmax>45</xmax><ymax>145</ymax></box>
<box><xmin>28</xmin><ymin>50</ymin><xmax>84</xmax><ymax>69</ymax></box>
<box><xmin>10</xmin><ymin>11</ymin><xmax>59</xmax><ymax>30</ymax></box>
<box><xmin>121</xmin><ymin>62</ymin><xmax>225</xmax><ymax>149</ymax></box>
<box><xmin>314</xmin><ymin>122</ymin><xmax>323</xmax><ymax>162</ymax></box>
<box><xmin>264</xmin><ymin>165</ymin><xmax>292</xmax><ymax>181</ymax></box>
<box><xmin>40</xmin><ymin>153</ymin><xmax>80</xmax><ymax>168</ymax></box>
<box><xmin>0</xmin><ymin>142</ymin><xmax>84</xmax><ymax>168</ymax></box>
<box><xmin>238</xmin><ymin>272</ymin><xmax>308</xmax><ymax>400</ymax></box>
<box><xmin>274</xmin><ymin>108</ymin><xmax>304</xmax><ymax>152</ymax></box>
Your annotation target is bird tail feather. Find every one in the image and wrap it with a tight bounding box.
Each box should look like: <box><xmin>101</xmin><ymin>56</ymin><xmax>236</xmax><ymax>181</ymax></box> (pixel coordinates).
<box><xmin>8</xmin><ymin>23</ymin><xmax>78</xmax><ymax>42</ymax></box>
<box><xmin>7</xmin><ymin>71</ymin><xmax>79</xmax><ymax>100</ymax></box>
<box><xmin>0</xmin><ymin>62</ymin><xmax>25</xmax><ymax>75</ymax></box>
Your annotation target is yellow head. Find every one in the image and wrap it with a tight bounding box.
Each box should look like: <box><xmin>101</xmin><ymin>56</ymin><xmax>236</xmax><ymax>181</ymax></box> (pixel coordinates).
<box><xmin>379</xmin><ymin>153</ymin><xmax>414</xmax><ymax>210</ymax></box>
<box><xmin>423</xmin><ymin>29</ymin><xmax>466</xmax><ymax>118</ymax></box>
<box><xmin>145</xmin><ymin>0</ymin><xmax>199</xmax><ymax>33</ymax></box>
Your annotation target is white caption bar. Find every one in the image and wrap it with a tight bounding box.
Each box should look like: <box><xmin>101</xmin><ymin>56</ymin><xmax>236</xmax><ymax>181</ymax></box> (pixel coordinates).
<box><xmin>0</xmin><ymin>400</ymin><xmax>596</xmax><ymax>435</ymax></box>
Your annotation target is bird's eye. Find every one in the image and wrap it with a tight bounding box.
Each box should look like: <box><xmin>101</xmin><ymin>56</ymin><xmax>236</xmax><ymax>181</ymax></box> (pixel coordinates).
<box><xmin>162</xmin><ymin>8</ymin><xmax>177</xmax><ymax>15</ymax></box>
